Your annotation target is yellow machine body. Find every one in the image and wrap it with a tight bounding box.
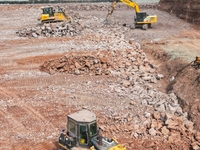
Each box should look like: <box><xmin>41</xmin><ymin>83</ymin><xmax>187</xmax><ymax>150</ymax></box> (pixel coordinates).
<box><xmin>120</xmin><ymin>0</ymin><xmax>141</xmax><ymax>12</ymax></box>
<box><xmin>193</xmin><ymin>56</ymin><xmax>200</xmax><ymax>69</ymax></box>
<box><xmin>108</xmin><ymin>144</ymin><xmax>126</xmax><ymax>150</ymax></box>
<box><xmin>58</xmin><ymin>110</ymin><xmax>126</xmax><ymax>150</ymax></box>
<box><xmin>106</xmin><ymin>0</ymin><xmax>158</xmax><ymax>29</ymax></box>
<box><xmin>40</xmin><ymin>6</ymin><xmax>69</xmax><ymax>23</ymax></box>
<box><xmin>195</xmin><ymin>57</ymin><xmax>200</xmax><ymax>63</ymax></box>
<box><xmin>137</xmin><ymin>14</ymin><xmax>158</xmax><ymax>24</ymax></box>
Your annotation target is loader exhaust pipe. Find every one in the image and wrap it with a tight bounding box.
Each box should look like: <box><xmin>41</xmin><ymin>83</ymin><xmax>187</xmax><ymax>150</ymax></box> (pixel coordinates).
<box><xmin>98</xmin><ymin>128</ymin><xmax>103</xmax><ymax>146</ymax></box>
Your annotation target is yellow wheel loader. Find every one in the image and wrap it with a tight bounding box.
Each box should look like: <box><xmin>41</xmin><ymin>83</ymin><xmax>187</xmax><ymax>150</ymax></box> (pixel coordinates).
<box><xmin>58</xmin><ymin>110</ymin><xmax>126</xmax><ymax>150</ymax></box>
<box><xmin>39</xmin><ymin>6</ymin><xmax>72</xmax><ymax>23</ymax></box>
<box><xmin>106</xmin><ymin>0</ymin><xmax>157</xmax><ymax>30</ymax></box>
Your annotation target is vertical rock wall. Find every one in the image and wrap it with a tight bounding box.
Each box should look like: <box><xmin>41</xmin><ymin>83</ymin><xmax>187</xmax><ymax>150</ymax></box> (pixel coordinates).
<box><xmin>159</xmin><ymin>0</ymin><xmax>200</xmax><ymax>24</ymax></box>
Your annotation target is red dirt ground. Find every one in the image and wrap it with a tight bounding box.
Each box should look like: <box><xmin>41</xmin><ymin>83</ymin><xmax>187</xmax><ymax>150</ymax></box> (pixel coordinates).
<box><xmin>0</xmin><ymin>3</ymin><xmax>200</xmax><ymax>150</ymax></box>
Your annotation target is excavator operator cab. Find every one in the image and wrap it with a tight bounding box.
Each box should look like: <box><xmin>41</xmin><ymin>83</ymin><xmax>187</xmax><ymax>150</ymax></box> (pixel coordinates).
<box><xmin>58</xmin><ymin>110</ymin><xmax>98</xmax><ymax>149</ymax></box>
<box><xmin>136</xmin><ymin>12</ymin><xmax>147</xmax><ymax>22</ymax></box>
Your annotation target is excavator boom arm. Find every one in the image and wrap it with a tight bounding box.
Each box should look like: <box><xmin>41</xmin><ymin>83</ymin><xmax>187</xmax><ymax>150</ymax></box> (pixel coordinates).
<box><xmin>120</xmin><ymin>0</ymin><xmax>140</xmax><ymax>12</ymax></box>
<box><xmin>106</xmin><ymin>0</ymin><xmax>117</xmax><ymax>17</ymax></box>
<box><xmin>106</xmin><ymin>0</ymin><xmax>140</xmax><ymax>19</ymax></box>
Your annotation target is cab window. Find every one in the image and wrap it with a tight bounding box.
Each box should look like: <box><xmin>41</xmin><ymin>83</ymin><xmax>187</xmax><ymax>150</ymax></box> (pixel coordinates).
<box><xmin>79</xmin><ymin>124</ymin><xmax>88</xmax><ymax>145</ymax></box>
<box><xmin>43</xmin><ymin>8</ymin><xmax>49</xmax><ymax>14</ymax></box>
<box><xmin>90</xmin><ymin>122</ymin><xmax>97</xmax><ymax>136</ymax></box>
<box><xmin>68</xmin><ymin>120</ymin><xmax>76</xmax><ymax>136</ymax></box>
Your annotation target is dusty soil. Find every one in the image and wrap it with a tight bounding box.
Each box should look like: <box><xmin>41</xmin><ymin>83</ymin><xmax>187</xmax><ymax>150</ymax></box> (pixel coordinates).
<box><xmin>0</xmin><ymin>3</ymin><xmax>200</xmax><ymax>150</ymax></box>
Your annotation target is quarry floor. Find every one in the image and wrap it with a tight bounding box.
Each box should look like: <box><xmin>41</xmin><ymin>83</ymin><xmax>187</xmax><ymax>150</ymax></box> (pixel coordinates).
<box><xmin>0</xmin><ymin>3</ymin><xmax>200</xmax><ymax>150</ymax></box>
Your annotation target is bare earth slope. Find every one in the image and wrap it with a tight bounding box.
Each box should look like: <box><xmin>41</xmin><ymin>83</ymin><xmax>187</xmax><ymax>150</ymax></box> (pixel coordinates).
<box><xmin>159</xmin><ymin>0</ymin><xmax>200</xmax><ymax>24</ymax></box>
<box><xmin>142</xmin><ymin>29</ymin><xmax>200</xmax><ymax>131</ymax></box>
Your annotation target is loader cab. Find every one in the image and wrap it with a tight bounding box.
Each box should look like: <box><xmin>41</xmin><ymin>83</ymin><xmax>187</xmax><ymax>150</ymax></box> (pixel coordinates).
<box><xmin>59</xmin><ymin>110</ymin><xmax>98</xmax><ymax>149</ymax></box>
<box><xmin>42</xmin><ymin>6</ymin><xmax>54</xmax><ymax>17</ymax></box>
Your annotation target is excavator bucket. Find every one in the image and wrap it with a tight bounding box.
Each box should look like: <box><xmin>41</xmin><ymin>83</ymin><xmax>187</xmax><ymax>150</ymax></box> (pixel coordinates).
<box><xmin>104</xmin><ymin>17</ymin><xmax>112</xmax><ymax>24</ymax></box>
<box><xmin>104</xmin><ymin>0</ymin><xmax>117</xmax><ymax>24</ymax></box>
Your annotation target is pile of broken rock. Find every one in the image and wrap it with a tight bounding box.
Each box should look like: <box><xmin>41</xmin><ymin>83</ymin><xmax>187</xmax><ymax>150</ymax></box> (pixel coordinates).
<box><xmin>41</xmin><ymin>42</ymin><xmax>200</xmax><ymax>149</ymax></box>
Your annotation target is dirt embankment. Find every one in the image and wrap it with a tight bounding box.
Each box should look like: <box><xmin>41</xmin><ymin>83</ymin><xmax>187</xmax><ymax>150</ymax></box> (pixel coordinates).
<box><xmin>166</xmin><ymin>60</ymin><xmax>200</xmax><ymax>131</ymax></box>
<box><xmin>162</xmin><ymin>60</ymin><xmax>200</xmax><ymax>131</ymax></box>
<box><xmin>142</xmin><ymin>38</ymin><xmax>200</xmax><ymax>132</ymax></box>
<box><xmin>159</xmin><ymin>0</ymin><xmax>200</xmax><ymax>25</ymax></box>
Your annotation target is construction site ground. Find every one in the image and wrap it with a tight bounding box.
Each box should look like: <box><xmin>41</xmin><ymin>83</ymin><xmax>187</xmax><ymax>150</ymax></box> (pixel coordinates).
<box><xmin>0</xmin><ymin>3</ymin><xmax>200</xmax><ymax>150</ymax></box>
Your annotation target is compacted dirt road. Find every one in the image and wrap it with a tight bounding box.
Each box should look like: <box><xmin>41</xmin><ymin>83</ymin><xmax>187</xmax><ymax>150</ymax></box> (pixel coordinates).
<box><xmin>0</xmin><ymin>3</ymin><xmax>200</xmax><ymax>150</ymax></box>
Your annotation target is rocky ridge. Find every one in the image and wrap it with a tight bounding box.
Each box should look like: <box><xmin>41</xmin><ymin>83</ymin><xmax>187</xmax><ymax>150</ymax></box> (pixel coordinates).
<box><xmin>41</xmin><ymin>40</ymin><xmax>200</xmax><ymax>149</ymax></box>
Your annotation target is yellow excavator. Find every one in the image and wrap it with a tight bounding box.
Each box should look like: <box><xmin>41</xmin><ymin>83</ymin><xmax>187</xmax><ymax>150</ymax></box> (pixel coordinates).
<box><xmin>106</xmin><ymin>0</ymin><xmax>158</xmax><ymax>30</ymax></box>
<box><xmin>193</xmin><ymin>56</ymin><xmax>200</xmax><ymax>69</ymax></box>
<box><xmin>58</xmin><ymin>109</ymin><xmax>126</xmax><ymax>150</ymax></box>
<box><xmin>175</xmin><ymin>56</ymin><xmax>200</xmax><ymax>78</ymax></box>
<box><xmin>39</xmin><ymin>6</ymin><xmax>72</xmax><ymax>23</ymax></box>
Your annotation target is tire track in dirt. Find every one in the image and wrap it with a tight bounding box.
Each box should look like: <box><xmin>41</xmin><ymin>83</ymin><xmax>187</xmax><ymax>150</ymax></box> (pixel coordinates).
<box><xmin>22</xmin><ymin>104</ymin><xmax>55</xmax><ymax>129</ymax></box>
<box><xmin>0</xmin><ymin>109</ymin><xmax>25</xmax><ymax>131</ymax></box>
<box><xmin>0</xmin><ymin>111</ymin><xmax>9</xmax><ymax>126</ymax></box>
<box><xmin>0</xmin><ymin>87</ymin><xmax>25</xmax><ymax>132</ymax></box>
<box><xmin>2</xmin><ymin>100</ymin><xmax>55</xmax><ymax>131</ymax></box>
<box><xmin>0</xmin><ymin>141</ymin><xmax>10</xmax><ymax>150</ymax></box>
<box><xmin>0</xmin><ymin>86</ymin><xmax>17</xmax><ymax>99</ymax></box>
<box><xmin>0</xmin><ymin>85</ymin><xmax>55</xmax><ymax>136</ymax></box>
